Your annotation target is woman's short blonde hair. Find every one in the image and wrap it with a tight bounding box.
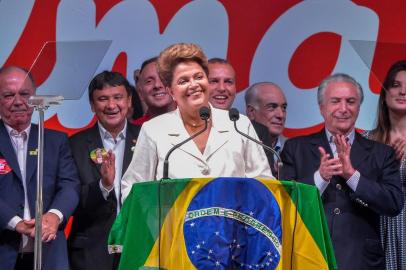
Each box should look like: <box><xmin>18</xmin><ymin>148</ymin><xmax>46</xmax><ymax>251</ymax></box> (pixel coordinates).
<box><xmin>157</xmin><ymin>43</ymin><xmax>208</xmax><ymax>87</ymax></box>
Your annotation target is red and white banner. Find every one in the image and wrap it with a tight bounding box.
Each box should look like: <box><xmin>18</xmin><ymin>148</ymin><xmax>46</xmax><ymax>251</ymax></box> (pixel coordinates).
<box><xmin>2</xmin><ymin>1</ymin><xmax>406</xmax><ymax>137</ymax></box>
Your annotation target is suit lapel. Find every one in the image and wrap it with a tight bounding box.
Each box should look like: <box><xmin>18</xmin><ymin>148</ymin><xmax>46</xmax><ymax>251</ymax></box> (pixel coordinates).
<box><xmin>86</xmin><ymin>124</ymin><xmax>104</xmax><ymax>180</ymax></box>
<box><xmin>167</xmin><ymin>110</ymin><xmax>204</xmax><ymax>161</ymax></box>
<box><xmin>0</xmin><ymin>121</ymin><xmax>22</xmax><ymax>180</ymax></box>
<box><xmin>309</xmin><ymin>129</ymin><xmax>333</xmax><ymax>159</ymax></box>
<box><xmin>26</xmin><ymin>124</ymin><xmax>38</xmax><ymax>183</ymax></box>
<box><xmin>350</xmin><ymin>132</ymin><xmax>372</xmax><ymax>169</ymax></box>
<box><xmin>204</xmin><ymin>111</ymin><xmax>230</xmax><ymax>159</ymax></box>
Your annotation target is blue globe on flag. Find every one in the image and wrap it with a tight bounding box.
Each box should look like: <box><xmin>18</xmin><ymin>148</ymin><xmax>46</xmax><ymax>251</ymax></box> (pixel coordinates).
<box><xmin>184</xmin><ymin>178</ymin><xmax>283</xmax><ymax>269</ymax></box>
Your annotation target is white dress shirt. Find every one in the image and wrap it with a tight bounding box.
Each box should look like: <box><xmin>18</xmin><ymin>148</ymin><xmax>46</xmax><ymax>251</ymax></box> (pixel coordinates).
<box><xmin>4</xmin><ymin>124</ymin><xmax>62</xmax><ymax>251</ymax></box>
<box><xmin>98</xmin><ymin>122</ymin><xmax>126</xmax><ymax>213</ymax></box>
<box><xmin>6</xmin><ymin>124</ymin><xmax>32</xmax><ymax>251</ymax></box>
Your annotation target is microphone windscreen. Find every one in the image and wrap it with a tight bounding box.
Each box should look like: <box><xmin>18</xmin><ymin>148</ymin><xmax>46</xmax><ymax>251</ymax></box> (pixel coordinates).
<box><xmin>228</xmin><ymin>107</ymin><xmax>240</xmax><ymax>121</ymax></box>
<box><xmin>199</xmin><ymin>106</ymin><xmax>211</xmax><ymax>120</ymax></box>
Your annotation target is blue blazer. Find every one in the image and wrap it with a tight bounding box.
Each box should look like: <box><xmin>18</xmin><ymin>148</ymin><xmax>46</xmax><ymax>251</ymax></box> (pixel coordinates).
<box><xmin>280</xmin><ymin>129</ymin><xmax>403</xmax><ymax>270</ymax></box>
<box><xmin>0</xmin><ymin>121</ymin><xmax>80</xmax><ymax>270</ymax></box>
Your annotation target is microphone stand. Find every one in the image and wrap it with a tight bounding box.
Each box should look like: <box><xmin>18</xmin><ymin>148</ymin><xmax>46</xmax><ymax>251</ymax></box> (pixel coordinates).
<box><xmin>229</xmin><ymin>108</ymin><xmax>282</xmax><ymax>180</ymax></box>
<box><xmin>28</xmin><ymin>95</ymin><xmax>63</xmax><ymax>270</ymax></box>
<box><xmin>158</xmin><ymin>106</ymin><xmax>210</xmax><ymax>268</ymax></box>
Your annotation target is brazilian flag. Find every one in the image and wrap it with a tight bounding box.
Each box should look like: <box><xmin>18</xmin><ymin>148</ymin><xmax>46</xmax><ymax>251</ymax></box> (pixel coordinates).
<box><xmin>108</xmin><ymin>177</ymin><xmax>337</xmax><ymax>269</ymax></box>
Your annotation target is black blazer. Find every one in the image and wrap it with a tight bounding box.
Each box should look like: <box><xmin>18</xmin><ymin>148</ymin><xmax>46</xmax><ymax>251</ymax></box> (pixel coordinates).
<box><xmin>67</xmin><ymin>123</ymin><xmax>140</xmax><ymax>270</ymax></box>
<box><xmin>280</xmin><ymin>129</ymin><xmax>403</xmax><ymax>270</ymax></box>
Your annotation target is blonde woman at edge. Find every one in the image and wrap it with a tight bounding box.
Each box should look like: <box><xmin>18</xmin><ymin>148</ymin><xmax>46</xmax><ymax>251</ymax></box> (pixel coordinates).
<box><xmin>120</xmin><ymin>43</ymin><xmax>273</xmax><ymax>201</ymax></box>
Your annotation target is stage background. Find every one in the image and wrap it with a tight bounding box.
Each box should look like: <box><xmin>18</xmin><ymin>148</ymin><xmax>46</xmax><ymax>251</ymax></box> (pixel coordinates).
<box><xmin>1</xmin><ymin>0</ymin><xmax>406</xmax><ymax>137</ymax></box>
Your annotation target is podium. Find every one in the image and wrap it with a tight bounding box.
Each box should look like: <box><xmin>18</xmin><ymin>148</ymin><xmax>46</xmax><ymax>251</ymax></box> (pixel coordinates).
<box><xmin>108</xmin><ymin>177</ymin><xmax>337</xmax><ymax>270</ymax></box>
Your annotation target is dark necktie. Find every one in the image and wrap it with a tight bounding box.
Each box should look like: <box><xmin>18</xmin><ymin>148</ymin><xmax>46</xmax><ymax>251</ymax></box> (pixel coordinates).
<box><xmin>270</xmin><ymin>146</ymin><xmax>280</xmax><ymax>177</ymax></box>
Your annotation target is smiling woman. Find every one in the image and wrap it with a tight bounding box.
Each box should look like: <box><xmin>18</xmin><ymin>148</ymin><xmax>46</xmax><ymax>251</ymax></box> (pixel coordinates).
<box><xmin>121</xmin><ymin>43</ymin><xmax>273</xmax><ymax>201</ymax></box>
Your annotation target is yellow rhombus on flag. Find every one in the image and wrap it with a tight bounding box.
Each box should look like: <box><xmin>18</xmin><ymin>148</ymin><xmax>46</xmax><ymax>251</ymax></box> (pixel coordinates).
<box><xmin>108</xmin><ymin>177</ymin><xmax>337</xmax><ymax>270</ymax></box>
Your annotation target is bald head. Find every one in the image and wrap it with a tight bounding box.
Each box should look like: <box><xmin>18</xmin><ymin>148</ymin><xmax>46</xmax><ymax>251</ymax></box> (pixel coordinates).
<box><xmin>0</xmin><ymin>66</ymin><xmax>36</xmax><ymax>131</ymax></box>
<box><xmin>0</xmin><ymin>66</ymin><xmax>36</xmax><ymax>88</ymax></box>
<box><xmin>245</xmin><ymin>82</ymin><xmax>287</xmax><ymax>139</ymax></box>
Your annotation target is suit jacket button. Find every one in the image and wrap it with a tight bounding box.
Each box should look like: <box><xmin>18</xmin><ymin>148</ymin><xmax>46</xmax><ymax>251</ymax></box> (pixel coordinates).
<box><xmin>19</xmin><ymin>204</ymin><xmax>24</xmax><ymax>210</ymax></box>
<box><xmin>333</xmin><ymin>208</ymin><xmax>341</xmax><ymax>215</ymax></box>
<box><xmin>336</xmin><ymin>184</ymin><xmax>342</xmax><ymax>190</ymax></box>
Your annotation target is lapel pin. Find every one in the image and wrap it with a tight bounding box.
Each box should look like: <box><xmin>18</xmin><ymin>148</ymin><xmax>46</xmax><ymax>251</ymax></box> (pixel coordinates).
<box><xmin>29</xmin><ymin>149</ymin><xmax>38</xmax><ymax>156</ymax></box>
<box><xmin>90</xmin><ymin>148</ymin><xmax>107</xmax><ymax>164</ymax></box>
<box><xmin>0</xmin><ymin>158</ymin><xmax>12</xmax><ymax>174</ymax></box>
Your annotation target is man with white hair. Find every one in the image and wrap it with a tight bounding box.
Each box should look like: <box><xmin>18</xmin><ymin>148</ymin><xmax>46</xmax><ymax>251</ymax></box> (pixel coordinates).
<box><xmin>280</xmin><ymin>73</ymin><xmax>403</xmax><ymax>269</ymax></box>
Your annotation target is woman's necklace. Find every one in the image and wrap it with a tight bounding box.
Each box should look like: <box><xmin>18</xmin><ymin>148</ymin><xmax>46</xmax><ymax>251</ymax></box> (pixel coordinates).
<box><xmin>184</xmin><ymin>119</ymin><xmax>208</xmax><ymax>128</ymax></box>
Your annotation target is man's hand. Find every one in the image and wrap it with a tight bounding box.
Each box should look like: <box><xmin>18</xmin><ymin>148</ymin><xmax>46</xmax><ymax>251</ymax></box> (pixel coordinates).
<box><xmin>41</xmin><ymin>212</ymin><xmax>60</xmax><ymax>242</ymax></box>
<box><xmin>318</xmin><ymin>146</ymin><xmax>342</xmax><ymax>181</ymax></box>
<box><xmin>101</xmin><ymin>150</ymin><xmax>116</xmax><ymax>190</ymax></box>
<box><xmin>391</xmin><ymin>138</ymin><xmax>406</xmax><ymax>161</ymax></box>
<box><xmin>334</xmin><ymin>134</ymin><xmax>355</xmax><ymax>180</ymax></box>
<box><xmin>15</xmin><ymin>219</ymin><xmax>35</xmax><ymax>237</ymax></box>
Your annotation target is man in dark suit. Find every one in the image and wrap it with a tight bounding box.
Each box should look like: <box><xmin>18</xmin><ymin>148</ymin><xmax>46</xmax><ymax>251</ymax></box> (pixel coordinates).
<box><xmin>68</xmin><ymin>71</ymin><xmax>140</xmax><ymax>270</ymax></box>
<box><xmin>0</xmin><ymin>66</ymin><xmax>80</xmax><ymax>270</ymax></box>
<box><xmin>245</xmin><ymin>82</ymin><xmax>287</xmax><ymax>176</ymax></box>
<box><xmin>280</xmin><ymin>73</ymin><xmax>403</xmax><ymax>269</ymax></box>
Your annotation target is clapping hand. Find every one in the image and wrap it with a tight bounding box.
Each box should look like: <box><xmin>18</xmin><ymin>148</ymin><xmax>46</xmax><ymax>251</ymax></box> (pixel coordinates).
<box><xmin>391</xmin><ymin>138</ymin><xmax>406</xmax><ymax>161</ymax></box>
<box><xmin>334</xmin><ymin>134</ymin><xmax>355</xmax><ymax>180</ymax></box>
<box><xmin>318</xmin><ymin>146</ymin><xmax>342</xmax><ymax>181</ymax></box>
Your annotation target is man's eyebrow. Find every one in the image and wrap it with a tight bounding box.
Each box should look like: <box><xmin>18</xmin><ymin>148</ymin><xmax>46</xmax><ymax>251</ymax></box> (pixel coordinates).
<box><xmin>265</xmin><ymin>102</ymin><xmax>287</xmax><ymax>107</ymax></box>
<box><xmin>265</xmin><ymin>102</ymin><xmax>278</xmax><ymax>106</ymax></box>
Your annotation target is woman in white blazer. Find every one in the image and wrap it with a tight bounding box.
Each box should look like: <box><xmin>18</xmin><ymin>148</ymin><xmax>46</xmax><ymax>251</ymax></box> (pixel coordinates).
<box><xmin>120</xmin><ymin>43</ymin><xmax>273</xmax><ymax>201</ymax></box>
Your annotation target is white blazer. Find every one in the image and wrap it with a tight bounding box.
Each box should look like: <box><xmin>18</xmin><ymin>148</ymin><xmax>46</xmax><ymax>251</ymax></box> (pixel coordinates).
<box><xmin>121</xmin><ymin>107</ymin><xmax>273</xmax><ymax>201</ymax></box>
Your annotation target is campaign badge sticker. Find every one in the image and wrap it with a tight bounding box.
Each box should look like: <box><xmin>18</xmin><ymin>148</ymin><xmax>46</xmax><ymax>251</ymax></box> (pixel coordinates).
<box><xmin>184</xmin><ymin>178</ymin><xmax>282</xmax><ymax>269</ymax></box>
<box><xmin>0</xmin><ymin>159</ymin><xmax>12</xmax><ymax>174</ymax></box>
<box><xmin>90</xmin><ymin>148</ymin><xmax>107</xmax><ymax>164</ymax></box>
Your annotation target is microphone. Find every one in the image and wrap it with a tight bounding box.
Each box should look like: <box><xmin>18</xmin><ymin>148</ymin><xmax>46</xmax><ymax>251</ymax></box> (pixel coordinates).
<box><xmin>228</xmin><ymin>107</ymin><xmax>283</xmax><ymax>179</ymax></box>
<box><xmin>162</xmin><ymin>106</ymin><xmax>211</xmax><ymax>179</ymax></box>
